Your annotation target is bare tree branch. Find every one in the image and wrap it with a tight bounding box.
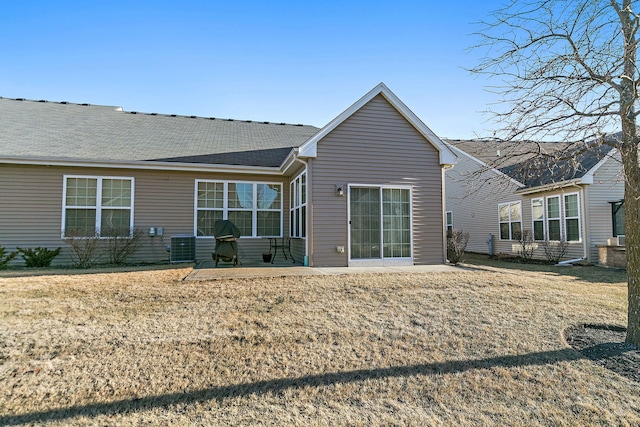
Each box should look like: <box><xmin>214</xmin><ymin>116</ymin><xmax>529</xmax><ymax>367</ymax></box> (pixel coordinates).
<box><xmin>468</xmin><ymin>0</ymin><xmax>640</xmax><ymax>346</ymax></box>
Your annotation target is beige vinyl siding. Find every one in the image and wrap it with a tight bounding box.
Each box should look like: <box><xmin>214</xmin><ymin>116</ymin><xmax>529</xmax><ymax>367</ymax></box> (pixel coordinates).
<box><xmin>0</xmin><ymin>164</ymin><xmax>289</xmax><ymax>266</ymax></box>
<box><xmin>585</xmin><ymin>154</ymin><xmax>625</xmax><ymax>262</ymax></box>
<box><xmin>445</xmin><ymin>150</ymin><xmax>522</xmax><ymax>254</ymax></box>
<box><xmin>309</xmin><ymin>94</ymin><xmax>445</xmax><ymax>266</ymax></box>
<box><xmin>0</xmin><ymin>165</ymin><xmax>64</xmax><ymax>255</ymax></box>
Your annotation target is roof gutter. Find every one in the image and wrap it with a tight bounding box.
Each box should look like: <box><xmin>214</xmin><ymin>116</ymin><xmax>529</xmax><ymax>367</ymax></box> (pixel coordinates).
<box><xmin>0</xmin><ymin>156</ymin><xmax>283</xmax><ymax>175</ymax></box>
<box><xmin>514</xmin><ymin>178</ymin><xmax>588</xmax><ymax>195</ymax></box>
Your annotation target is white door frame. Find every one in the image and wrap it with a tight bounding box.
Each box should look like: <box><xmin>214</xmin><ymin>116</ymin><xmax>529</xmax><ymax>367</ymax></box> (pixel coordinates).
<box><xmin>347</xmin><ymin>184</ymin><xmax>414</xmax><ymax>267</ymax></box>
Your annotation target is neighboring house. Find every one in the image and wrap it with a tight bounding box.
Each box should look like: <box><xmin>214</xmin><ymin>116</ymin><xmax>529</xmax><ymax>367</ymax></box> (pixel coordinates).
<box><xmin>0</xmin><ymin>83</ymin><xmax>457</xmax><ymax>267</ymax></box>
<box><xmin>445</xmin><ymin>139</ymin><xmax>624</xmax><ymax>264</ymax></box>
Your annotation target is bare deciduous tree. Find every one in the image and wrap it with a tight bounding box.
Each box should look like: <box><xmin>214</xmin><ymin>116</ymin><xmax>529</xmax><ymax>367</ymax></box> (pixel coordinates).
<box><xmin>472</xmin><ymin>0</ymin><xmax>640</xmax><ymax>346</ymax></box>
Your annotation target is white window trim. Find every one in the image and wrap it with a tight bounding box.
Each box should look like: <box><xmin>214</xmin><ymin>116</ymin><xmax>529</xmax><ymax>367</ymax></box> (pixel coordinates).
<box><xmin>61</xmin><ymin>174</ymin><xmax>135</xmax><ymax>238</ymax></box>
<box><xmin>498</xmin><ymin>201</ymin><xmax>522</xmax><ymax>241</ymax></box>
<box><xmin>445</xmin><ymin>211</ymin><xmax>453</xmax><ymax>233</ymax></box>
<box><xmin>194</xmin><ymin>180</ymin><xmax>283</xmax><ymax>238</ymax></box>
<box><xmin>531</xmin><ymin>198</ymin><xmax>545</xmax><ymax>241</ymax></box>
<box><xmin>546</xmin><ymin>195</ymin><xmax>563</xmax><ymax>242</ymax></box>
<box><xmin>290</xmin><ymin>171</ymin><xmax>307</xmax><ymax>239</ymax></box>
<box><xmin>563</xmin><ymin>192</ymin><xmax>581</xmax><ymax>242</ymax></box>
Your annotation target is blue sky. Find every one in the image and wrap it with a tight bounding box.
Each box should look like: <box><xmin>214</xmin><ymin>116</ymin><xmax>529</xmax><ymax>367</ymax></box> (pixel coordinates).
<box><xmin>0</xmin><ymin>0</ymin><xmax>501</xmax><ymax>139</ymax></box>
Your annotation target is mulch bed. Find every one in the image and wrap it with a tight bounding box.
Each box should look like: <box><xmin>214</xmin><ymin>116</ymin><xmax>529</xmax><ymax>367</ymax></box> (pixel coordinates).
<box><xmin>565</xmin><ymin>324</ymin><xmax>640</xmax><ymax>383</ymax></box>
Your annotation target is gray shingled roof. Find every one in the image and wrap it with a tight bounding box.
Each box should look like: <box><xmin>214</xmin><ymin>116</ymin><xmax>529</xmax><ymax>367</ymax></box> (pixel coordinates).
<box><xmin>448</xmin><ymin>138</ymin><xmax>616</xmax><ymax>188</ymax></box>
<box><xmin>0</xmin><ymin>98</ymin><xmax>321</xmax><ymax>167</ymax></box>
<box><xmin>499</xmin><ymin>143</ymin><xmax>615</xmax><ymax>188</ymax></box>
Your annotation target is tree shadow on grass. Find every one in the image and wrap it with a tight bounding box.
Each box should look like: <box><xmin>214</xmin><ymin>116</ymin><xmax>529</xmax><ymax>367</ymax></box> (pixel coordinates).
<box><xmin>0</xmin><ymin>346</ymin><xmax>619</xmax><ymax>425</ymax></box>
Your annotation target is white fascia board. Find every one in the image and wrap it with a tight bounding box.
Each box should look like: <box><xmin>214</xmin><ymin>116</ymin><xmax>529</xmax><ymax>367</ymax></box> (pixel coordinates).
<box><xmin>0</xmin><ymin>156</ymin><xmax>283</xmax><ymax>175</ymax></box>
<box><xmin>279</xmin><ymin>148</ymin><xmax>303</xmax><ymax>174</ymax></box>
<box><xmin>447</xmin><ymin>144</ymin><xmax>525</xmax><ymax>188</ymax></box>
<box><xmin>582</xmin><ymin>147</ymin><xmax>619</xmax><ymax>183</ymax></box>
<box><xmin>514</xmin><ymin>178</ymin><xmax>585</xmax><ymax>195</ymax></box>
<box><xmin>297</xmin><ymin>83</ymin><xmax>458</xmax><ymax>166</ymax></box>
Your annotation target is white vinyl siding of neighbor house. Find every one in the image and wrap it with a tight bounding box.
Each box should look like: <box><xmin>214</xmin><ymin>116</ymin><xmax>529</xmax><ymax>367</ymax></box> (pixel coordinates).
<box><xmin>585</xmin><ymin>154</ymin><xmax>625</xmax><ymax>261</ymax></box>
<box><xmin>444</xmin><ymin>149</ymin><xmax>522</xmax><ymax>255</ymax></box>
<box><xmin>0</xmin><ymin>164</ymin><xmax>290</xmax><ymax>266</ymax></box>
<box><xmin>309</xmin><ymin>94</ymin><xmax>445</xmax><ymax>266</ymax></box>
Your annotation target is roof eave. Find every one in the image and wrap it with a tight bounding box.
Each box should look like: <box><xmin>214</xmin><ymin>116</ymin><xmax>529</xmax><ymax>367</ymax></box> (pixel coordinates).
<box><xmin>0</xmin><ymin>156</ymin><xmax>283</xmax><ymax>175</ymax></box>
<box><xmin>581</xmin><ymin>147</ymin><xmax>619</xmax><ymax>183</ymax></box>
<box><xmin>514</xmin><ymin>178</ymin><xmax>588</xmax><ymax>195</ymax></box>
<box><xmin>297</xmin><ymin>83</ymin><xmax>458</xmax><ymax>166</ymax></box>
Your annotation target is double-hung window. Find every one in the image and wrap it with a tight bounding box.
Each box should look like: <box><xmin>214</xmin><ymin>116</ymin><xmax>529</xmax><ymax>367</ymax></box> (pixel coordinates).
<box><xmin>196</xmin><ymin>180</ymin><xmax>282</xmax><ymax>238</ymax></box>
<box><xmin>445</xmin><ymin>211</ymin><xmax>453</xmax><ymax>237</ymax></box>
<box><xmin>531</xmin><ymin>198</ymin><xmax>545</xmax><ymax>241</ymax></box>
<box><xmin>290</xmin><ymin>172</ymin><xmax>306</xmax><ymax>238</ymax></box>
<box><xmin>62</xmin><ymin>175</ymin><xmax>134</xmax><ymax>237</ymax></box>
<box><xmin>547</xmin><ymin>196</ymin><xmax>562</xmax><ymax>241</ymax></box>
<box><xmin>498</xmin><ymin>201</ymin><xmax>522</xmax><ymax>240</ymax></box>
<box><xmin>564</xmin><ymin>193</ymin><xmax>580</xmax><ymax>241</ymax></box>
<box><xmin>534</xmin><ymin>193</ymin><xmax>581</xmax><ymax>242</ymax></box>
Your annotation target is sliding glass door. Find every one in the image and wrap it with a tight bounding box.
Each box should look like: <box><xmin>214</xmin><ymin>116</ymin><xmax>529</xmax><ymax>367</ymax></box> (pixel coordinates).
<box><xmin>349</xmin><ymin>186</ymin><xmax>412</xmax><ymax>265</ymax></box>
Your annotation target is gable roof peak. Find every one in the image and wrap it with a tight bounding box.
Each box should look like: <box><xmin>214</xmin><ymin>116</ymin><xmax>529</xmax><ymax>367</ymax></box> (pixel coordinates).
<box><xmin>297</xmin><ymin>83</ymin><xmax>456</xmax><ymax>166</ymax></box>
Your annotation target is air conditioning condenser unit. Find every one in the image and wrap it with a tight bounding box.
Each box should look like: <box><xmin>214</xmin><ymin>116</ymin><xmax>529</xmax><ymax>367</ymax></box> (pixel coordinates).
<box><xmin>170</xmin><ymin>235</ymin><xmax>196</xmax><ymax>263</ymax></box>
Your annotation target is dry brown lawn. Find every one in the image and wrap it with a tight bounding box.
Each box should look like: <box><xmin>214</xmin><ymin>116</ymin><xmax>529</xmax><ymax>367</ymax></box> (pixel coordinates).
<box><xmin>0</xmin><ymin>263</ymin><xmax>638</xmax><ymax>426</ymax></box>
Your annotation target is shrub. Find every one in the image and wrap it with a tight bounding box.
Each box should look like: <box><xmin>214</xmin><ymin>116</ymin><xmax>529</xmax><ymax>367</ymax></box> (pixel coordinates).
<box><xmin>0</xmin><ymin>246</ymin><xmax>17</xmax><ymax>269</ymax></box>
<box><xmin>517</xmin><ymin>230</ymin><xmax>536</xmax><ymax>263</ymax></box>
<box><xmin>104</xmin><ymin>227</ymin><xmax>144</xmax><ymax>265</ymax></box>
<box><xmin>447</xmin><ymin>229</ymin><xmax>470</xmax><ymax>265</ymax></box>
<box><xmin>542</xmin><ymin>238</ymin><xmax>569</xmax><ymax>264</ymax></box>
<box><xmin>63</xmin><ymin>229</ymin><xmax>103</xmax><ymax>268</ymax></box>
<box><xmin>17</xmin><ymin>247</ymin><xmax>61</xmax><ymax>268</ymax></box>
